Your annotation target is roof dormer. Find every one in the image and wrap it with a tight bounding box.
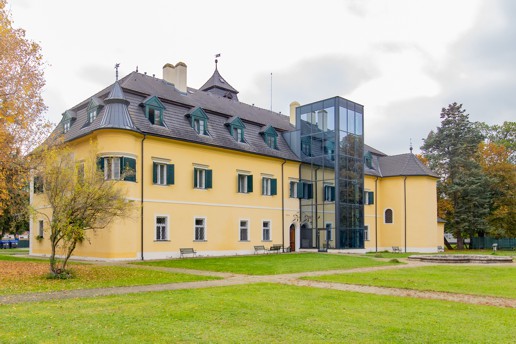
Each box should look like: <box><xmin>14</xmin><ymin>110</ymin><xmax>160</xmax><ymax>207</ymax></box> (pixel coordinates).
<box><xmin>141</xmin><ymin>96</ymin><xmax>166</xmax><ymax>126</ymax></box>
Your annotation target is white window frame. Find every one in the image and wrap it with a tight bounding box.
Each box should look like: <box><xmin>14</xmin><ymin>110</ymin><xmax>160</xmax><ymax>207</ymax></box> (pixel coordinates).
<box><xmin>262</xmin><ymin>220</ymin><xmax>271</xmax><ymax>241</ymax></box>
<box><xmin>63</xmin><ymin>121</ymin><xmax>70</xmax><ymax>133</ymax></box>
<box><xmin>88</xmin><ymin>109</ymin><xmax>97</xmax><ymax>123</ymax></box>
<box><xmin>195</xmin><ymin>168</ymin><xmax>206</xmax><ymax>189</ymax></box>
<box><xmin>233</xmin><ymin>127</ymin><xmax>244</xmax><ymax>142</ymax></box>
<box><xmin>324</xmin><ymin>184</ymin><xmax>335</xmax><ymax>202</ymax></box>
<box><xmin>239</xmin><ymin>219</ymin><xmax>249</xmax><ymax>241</ymax></box>
<box><xmin>38</xmin><ymin>220</ymin><xmax>44</xmax><ymax>238</ymax></box>
<box><xmin>364</xmin><ymin>225</ymin><xmax>369</xmax><ymax>241</ymax></box>
<box><xmin>194</xmin><ymin>217</ymin><xmax>206</xmax><ymax>241</ymax></box>
<box><xmin>289</xmin><ymin>181</ymin><xmax>298</xmax><ymax>198</ymax></box>
<box><xmin>238</xmin><ymin>174</ymin><xmax>248</xmax><ymax>193</ymax></box>
<box><xmin>193</xmin><ymin>118</ymin><xmax>207</xmax><ymax>135</ymax></box>
<box><xmin>156</xmin><ymin>163</ymin><xmax>167</xmax><ymax>185</ymax></box>
<box><xmin>155</xmin><ymin>215</ymin><xmax>169</xmax><ymax>241</ymax></box>
<box><xmin>104</xmin><ymin>157</ymin><xmax>121</xmax><ymax>180</ymax></box>
<box><xmin>262</xmin><ymin>177</ymin><xmax>272</xmax><ymax>196</ymax></box>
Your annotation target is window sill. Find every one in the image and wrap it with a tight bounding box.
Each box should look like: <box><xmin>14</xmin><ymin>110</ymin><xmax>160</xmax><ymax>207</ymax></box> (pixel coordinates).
<box><xmin>193</xmin><ymin>240</ymin><xmax>207</xmax><ymax>242</ymax></box>
<box><xmin>239</xmin><ymin>240</ymin><xmax>250</xmax><ymax>242</ymax></box>
<box><xmin>261</xmin><ymin>240</ymin><xmax>272</xmax><ymax>242</ymax></box>
<box><xmin>154</xmin><ymin>240</ymin><xmax>170</xmax><ymax>242</ymax></box>
<box><xmin>153</xmin><ymin>183</ymin><xmax>170</xmax><ymax>187</ymax></box>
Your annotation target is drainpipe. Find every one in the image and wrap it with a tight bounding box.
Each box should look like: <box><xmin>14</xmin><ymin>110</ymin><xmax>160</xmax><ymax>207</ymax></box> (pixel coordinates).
<box><xmin>141</xmin><ymin>134</ymin><xmax>147</xmax><ymax>260</ymax></box>
<box><xmin>404</xmin><ymin>176</ymin><xmax>407</xmax><ymax>253</ymax></box>
<box><xmin>374</xmin><ymin>176</ymin><xmax>378</xmax><ymax>253</ymax></box>
<box><xmin>281</xmin><ymin>159</ymin><xmax>287</xmax><ymax>251</ymax></box>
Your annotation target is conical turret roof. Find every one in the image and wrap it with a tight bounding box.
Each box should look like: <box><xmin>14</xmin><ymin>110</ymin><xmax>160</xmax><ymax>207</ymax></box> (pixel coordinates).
<box><xmin>99</xmin><ymin>81</ymin><xmax>138</xmax><ymax>131</ymax></box>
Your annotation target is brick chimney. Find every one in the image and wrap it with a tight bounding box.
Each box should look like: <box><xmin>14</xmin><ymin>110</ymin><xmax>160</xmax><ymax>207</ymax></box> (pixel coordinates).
<box><xmin>163</xmin><ymin>62</ymin><xmax>188</xmax><ymax>93</ymax></box>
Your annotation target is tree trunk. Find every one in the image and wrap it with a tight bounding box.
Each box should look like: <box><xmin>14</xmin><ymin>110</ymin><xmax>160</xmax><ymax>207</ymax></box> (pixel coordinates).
<box><xmin>456</xmin><ymin>231</ymin><xmax>464</xmax><ymax>250</ymax></box>
<box><xmin>444</xmin><ymin>236</ymin><xmax>453</xmax><ymax>250</ymax></box>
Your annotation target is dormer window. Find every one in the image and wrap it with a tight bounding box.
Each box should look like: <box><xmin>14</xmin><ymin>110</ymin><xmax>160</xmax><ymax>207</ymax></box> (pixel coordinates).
<box><xmin>86</xmin><ymin>97</ymin><xmax>104</xmax><ymax>125</ymax></box>
<box><xmin>301</xmin><ymin>137</ymin><xmax>312</xmax><ymax>156</ymax></box>
<box><xmin>260</xmin><ymin>125</ymin><xmax>278</xmax><ymax>150</ymax></box>
<box><xmin>364</xmin><ymin>151</ymin><xmax>373</xmax><ymax>169</ymax></box>
<box><xmin>61</xmin><ymin>110</ymin><xmax>76</xmax><ymax>134</ymax></box>
<box><xmin>226</xmin><ymin>117</ymin><xmax>245</xmax><ymax>143</ymax></box>
<box><xmin>185</xmin><ymin>107</ymin><xmax>209</xmax><ymax>136</ymax></box>
<box><xmin>141</xmin><ymin>96</ymin><xmax>165</xmax><ymax>126</ymax></box>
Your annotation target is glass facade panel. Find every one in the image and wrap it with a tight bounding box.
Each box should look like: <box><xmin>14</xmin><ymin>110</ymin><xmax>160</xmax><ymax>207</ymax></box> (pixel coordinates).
<box><xmin>295</xmin><ymin>97</ymin><xmax>364</xmax><ymax>249</ymax></box>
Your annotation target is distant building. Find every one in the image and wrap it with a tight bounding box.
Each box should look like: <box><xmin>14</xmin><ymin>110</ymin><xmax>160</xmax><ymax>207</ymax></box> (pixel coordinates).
<box><xmin>30</xmin><ymin>61</ymin><xmax>442</xmax><ymax>260</ymax></box>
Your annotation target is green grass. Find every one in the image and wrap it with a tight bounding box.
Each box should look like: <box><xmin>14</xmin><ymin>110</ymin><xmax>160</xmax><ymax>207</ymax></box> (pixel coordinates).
<box><xmin>0</xmin><ymin>248</ymin><xmax>29</xmax><ymax>255</ymax></box>
<box><xmin>305</xmin><ymin>265</ymin><xmax>516</xmax><ymax>298</ymax></box>
<box><xmin>366</xmin><ymin>249</ymin><xmax>515</xmax><ymax>259</ymax></box>
<box><xmin>0</xmin><ymin>253</ymin><xmax>46</xmax><ymax>262</ymax></box>
<box><xmin>135</xmin><ymin>253</ymin><xmax>398</xmax><ymax>275</ymax></box>
<box><xmin>0</xmin><ymin>263</ymin><xmax>218</xmax><ymax>295</ymax></box>
<box><xmin>0</xmin><ymin>284</ymin><xmax>514</xmax><ymax>343</ymax></box>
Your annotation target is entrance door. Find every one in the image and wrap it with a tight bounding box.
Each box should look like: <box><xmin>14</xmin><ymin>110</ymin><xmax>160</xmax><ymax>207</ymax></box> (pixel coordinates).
<box><xmin>289</xmin><ymin>224</ymin><xmax>295</xmax><ymax>252</ymax></box>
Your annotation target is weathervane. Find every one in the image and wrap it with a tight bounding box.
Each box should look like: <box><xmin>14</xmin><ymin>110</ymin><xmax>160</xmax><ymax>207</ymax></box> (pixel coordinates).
<box><xmin>410</xmin><ymin>138</ymin><xmax>413</xmax><ymax>153</ymax></box>
<box><xmin>215</xmin><ymin>53</ymin><xmax>220</xmax><ymax>69</ymax></box>
<box><xmin>115</xmin><ymin>63</ymin><xmax>120</xmax><ymax>81</ymax></box>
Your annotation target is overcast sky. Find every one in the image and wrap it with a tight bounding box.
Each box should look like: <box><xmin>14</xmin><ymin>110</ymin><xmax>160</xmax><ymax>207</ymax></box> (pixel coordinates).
<box><xmin>8</xmin><ymin>0</ymin><xmax>515</xmax><ymax>155</ymax></box>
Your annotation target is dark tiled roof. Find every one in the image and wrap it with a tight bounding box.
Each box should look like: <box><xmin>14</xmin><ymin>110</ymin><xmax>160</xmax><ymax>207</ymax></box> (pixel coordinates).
<box><xmin>364</xmin><ymin>144</ymin><xmax>387</xmax><ymax>157</ymax></box>
<box><xmin>376</xmin><ymin>153</ymin><xmax>439</xmax><ymax>178</ymax></box>
<box><xmin>199</xmin><ymin>67</ymin><xmax>239</xmax><ymax>99</ymax></box>
<box><xmin>57</xmin><ymin>71</ymin><xmax>298</xmax><ymax>161</ymax></box>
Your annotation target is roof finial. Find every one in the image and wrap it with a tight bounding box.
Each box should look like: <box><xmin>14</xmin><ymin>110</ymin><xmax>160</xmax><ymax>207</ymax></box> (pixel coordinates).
<box><xmin>215</xmin><ymin>53</ymin><xmax>220</xmax><ymax>70</ymax></box>
<box><xmin>409</xmin><ymin>138</ymin><xmax>413</xmax><ymax>154</ymax></box>
<box><xmin>115</xmin><ymin>63</ymin><xmax>120</xmax><ymax>81</ymax></box>
<box><xmin>136</xmin><ymin>65</ymin><xmax>138</xmax><ymax>73</ymax></box>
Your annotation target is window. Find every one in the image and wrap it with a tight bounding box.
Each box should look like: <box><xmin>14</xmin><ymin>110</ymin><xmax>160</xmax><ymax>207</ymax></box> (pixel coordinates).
<box><xmin>364</xmin><ymin>151</ymin><xmax>373</xmax><ymax>169</ymax></box>
<box><xmin>153</xmin><ymin>162</ymin><xmax>174</xmax><ymax>185</ymax></box>
<box><xmin>385</xmin><ymin>209</ymin><xmax>393</xmax><ymax>224</ymax></box>
<box><xmin>261</xmin><ymin>125</ymin><xmax>278</xmax><ymax>149</ymax></box>
<box><xmin>186</xmin><ymin>107</ymin><xmax>209</xmax><ymax>136</ymax></box>
<box><xmin>239</xmin><ymin>220</ymin><xmax>249</xmax><ymax>241</ymax></box>
<box><xmin>324</xmin><ymin>185</ymin><xmax>335</xmax><ymax>202</ymax></box>
<box><xmin>193</xmin><ymin>118</ymin><xmax>207</xmax><ymax>135</ymax></box>
<box><xmin>233</xmin><ymin>127</ymin><xmax>244</xmax><ymax>142</ymax></box>
<box><xmin>262</xmin><ymin>177</ymin><xmax>277</xmax><ymax>196</ymax></box>
<box><xmin>297</xmin><ymin>182</ymin><xmax>313</xmax><ymax>199</ymax></box>
<box><xmin>301</xmin><ymin>137</ymin><xmax>311</xmax><ymax>156</ymax></box>
<box><xmin>262</xmin><ymin>221</ymin><xmax>271</xmax><ymax>241</ymax></box>
<box><xmin>194</xmin><ymin>218</ymin><xmax>206</xmax><ymax>241</ymax></box>
<box><xmin>88</xmin><ymin>108</ymin><xmax>97</xmax><ymax>123</ymax></box>
<box><xmin>325</xmin><ymin>223</ymin><xmax>332</xmax><ymax>241</ymax></box>
<box><xmin>155</xmin><ymin>216</ymin><xmax>168</xmax><ymax>241</ymax></box>
<box><xmin>98</xmin><ymin>156</ymin><xmax>136</xmax><ymax>182</ymax></box>
<box><xmin>142</xmin><ymin>96</ymin><xmax>165</xmax><ymax>126</ymax></box>
<box><xmin>289</xmin><ymin>181</ymin><xmax>298</xmax><ymax>198</ymax></box>
<box><xmin>227</xmin><ymin>117</ymin><xmax>246</xmax><ymax>143</ymax></box>
<box><xmin>324</xmin><ymin>141</ymin><xmax>335</xmax><ymax>161</ymax></box>
<box><xmin>194</xmin><ymin>168</ymin><xmax>212</xmax><ymax>189</ymax></box>
<box><xmin>364</xmin><ymin>191</ymin><xmax>374</xmax><ymax>205</ymax></box>
<box><xmin>237</xmin><ymin>174</ymin><xmax>253</xmax><ymax>193</ymax></box>
<box><xmin>63</xmin><ymin>120</ymin><xmax>71</xmax><ymax>133</ymax></box>
<box><xmin>61</xmin><ymin>110</ymin><xmax>75</xmax><ymax>133</ymax></box>
<box><xmin>77</xmin><ymin>162</ymin><xmax>85</xmax><ymax>185</ymax></box>
<box><xmin>33</xmin><ymin>175</ymin><xmax>44</xmax><ymax>193</ymax></box>
<box><xmin>364</xmin><ymin>225</ymin><xmax>369</xmax><ymax>241</ymax></box>
<box><xmin>38</xmin><ymin>220</ymin><xmax>44</xmax><ymax>238</ymax></box>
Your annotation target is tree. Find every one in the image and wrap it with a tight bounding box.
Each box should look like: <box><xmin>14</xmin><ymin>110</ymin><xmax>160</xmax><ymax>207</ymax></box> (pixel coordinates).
<box><xmin>477</xmin><ymin>133</ymin><xmax>516</xmax><ymax>238</ymax></box>
<box><xmin>0</xmin><ymin>0</ymin><xmax>49</xmax><ymax>217</ymax></box>
<box><xmin>421</xmin><ymin>103</ymin><xmax>491</xmax><ymax>249</ymax></box>
<box><xmin>34</xmin><ymin>143</ymin><xmax>134</xmax><ymax>277</ymax></box>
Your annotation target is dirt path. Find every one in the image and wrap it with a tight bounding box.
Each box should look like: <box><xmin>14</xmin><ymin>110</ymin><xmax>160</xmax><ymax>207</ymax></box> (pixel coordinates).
<box><xmin>1</xmin><ymin>260</ymin><xmax>515</xmax><ymax>308</ymax></box>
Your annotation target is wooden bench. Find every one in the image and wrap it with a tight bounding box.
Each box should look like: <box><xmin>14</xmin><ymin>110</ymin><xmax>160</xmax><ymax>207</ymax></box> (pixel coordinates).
<box><xmin>437</xmin><ymin>245</ymin><xmax>444</xmax><ymax>252</ymax></box>
<box><xmin>254</xmin><ymin>245</ymin><xmax>267</xmax><ymax>254</ymax></box>
<box><xmin>269</xmin><ymin>244</ymin><xmax>283</xmax><ymax>253</ymax></box>
<box><xmin>179</xmin><ymin>248</ymin><xmax>197</xmax><ymax>258</ymax></box>
<box><xmin>392</xmin><ymin>246</ymin><xmax>402</xmax><ymax>253</ymax></box>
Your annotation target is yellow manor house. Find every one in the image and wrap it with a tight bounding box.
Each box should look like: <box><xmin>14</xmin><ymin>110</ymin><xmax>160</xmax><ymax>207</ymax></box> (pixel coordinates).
<box><xmin>30</xmin><ymin>61</ymin><xmax>443</xmax><ymax>260</ymax></box>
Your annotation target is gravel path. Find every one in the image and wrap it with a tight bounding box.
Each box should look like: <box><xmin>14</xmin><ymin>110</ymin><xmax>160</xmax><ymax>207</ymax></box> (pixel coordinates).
<box><xmin>2</xmin><ymin>259</ymin><xmax>515</xmax><ymax>308</ymax></box>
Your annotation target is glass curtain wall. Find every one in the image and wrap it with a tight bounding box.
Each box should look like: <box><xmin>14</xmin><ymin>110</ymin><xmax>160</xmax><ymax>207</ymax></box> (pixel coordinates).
<box><xmin>296</xmin><ymin>97</ymin><xmax>364</xmax><ymax>249</ymax></box>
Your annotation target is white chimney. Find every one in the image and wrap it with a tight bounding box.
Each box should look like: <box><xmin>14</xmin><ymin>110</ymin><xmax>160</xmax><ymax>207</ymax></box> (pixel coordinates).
<box><xmin>289</xmin><ymin>101</ymin><xmax>300</xmax><ymax>126</ymax></box>
<box><xmin>162</xmin><ymin>62</ymin><xmax>188</xmax><ymax>93</ymax></box>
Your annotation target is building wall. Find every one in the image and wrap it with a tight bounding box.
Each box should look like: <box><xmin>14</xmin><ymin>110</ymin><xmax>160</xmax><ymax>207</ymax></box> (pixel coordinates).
<box><xmin>31</xmin><ymin>129</ymin><xmax>301</xmax><ymax>260</ymax></box>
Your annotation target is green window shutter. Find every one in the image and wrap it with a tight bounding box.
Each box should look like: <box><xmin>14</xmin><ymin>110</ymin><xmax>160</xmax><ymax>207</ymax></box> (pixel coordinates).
<box><xmin>167</xmin><ymin>164</ymin><xmax>174</xmax><ymax>185</ymax></box>
<box><xmin>247</xmin><ymin>175</ymin><xmax>253</xmax><ymax>193</ymax></box>
<box><xmin>152</xmin><ymin>162</ymin><xmax>158</xmax><ymax>184</ymax></box>
<box><xmin>368</xmin><ymin>191</ymin><xmax>374</xmax><ymax>205</ymax></box>
<box><xmin>123</xmin><ymin>157</ymin><xmax>136</xmax><ymax>182</ymax></box>
<box><xmin>205</xmin><ymin>169</ymin><xmax>213</xmax><ymax>189</ymax></box>
<box><xmin>203</xmin><ymin>120</ymin><xmax>208</xmax><ymax>135</ymax></box>
<box><xmin>331</xmin><ymin>186</ymin><xmax>335</xmax><ymax>201</ymax></box>
<box><xmin>97</xmin><ymin>157</ymin><xmax>105</xmax><ymax>172</ymax></box>
<box><xmin>193</xmin><ymin>168</ymin><xmax>198</xmax><ymax>188</ymax></box>
<box><xmin>270</xmin><ymin>178</ymin><xmax>277</xmax><ymax>195</ymax></box>
<box><xmin>297</xmin><ymin>182</ymin><xmax>304</xmax><ymax>199</ymax></box>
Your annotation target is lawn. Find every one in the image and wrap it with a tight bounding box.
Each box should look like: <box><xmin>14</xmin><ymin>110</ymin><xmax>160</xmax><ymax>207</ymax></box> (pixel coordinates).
<box><xmin>366</xmin><ymin>249</ymin><xmax>515</xmax><ymax>259</ymax></box>
<box><xmin>0</xmin><ymin>283</ymin><xmax>514</xmax><ymax>343</ymax></box>
<box><xmin>305</xmin><ymin>265</ymin><xmax>516</xmax><ymax>299</ymax></box>
<box><xmin>0</xmin><ymin>261</ymin><xmax>218</xmax><ymax>295</ymax></box>
<box><xmin>135</xmin><ymin>252</ymin><xmax>398</xmax><ymax>275</ymax></box>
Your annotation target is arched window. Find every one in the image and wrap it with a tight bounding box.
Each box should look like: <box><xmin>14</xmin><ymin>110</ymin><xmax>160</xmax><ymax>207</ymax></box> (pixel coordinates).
<box><xmin>385</xmin><ymin>209</ymin><xmax>393</xmax><ymax>224</ymax></box>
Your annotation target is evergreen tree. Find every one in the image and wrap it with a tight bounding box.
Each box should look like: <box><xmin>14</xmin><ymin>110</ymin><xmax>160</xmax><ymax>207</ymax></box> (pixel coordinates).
<box><xmin>421</xmin><ymin>103</ymin><xmax>491</xmax><ymax>249</ymax></box>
